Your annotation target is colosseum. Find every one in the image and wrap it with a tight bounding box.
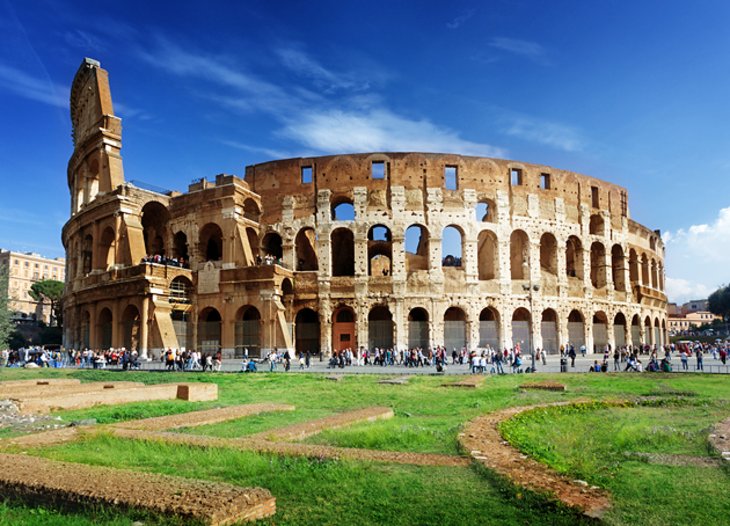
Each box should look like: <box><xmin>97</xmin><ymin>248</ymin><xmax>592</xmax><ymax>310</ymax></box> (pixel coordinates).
<box><xmin>62</xmin><ymin>58</ymin><xmax>667</xmax><ymax>359</ymax></box>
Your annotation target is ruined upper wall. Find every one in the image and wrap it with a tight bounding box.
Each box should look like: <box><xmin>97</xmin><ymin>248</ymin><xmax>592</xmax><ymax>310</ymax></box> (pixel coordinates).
<box><xmin>244</xmin><ymin>153</ymin><xmax>630</xmax><ymax>227</ymax></box>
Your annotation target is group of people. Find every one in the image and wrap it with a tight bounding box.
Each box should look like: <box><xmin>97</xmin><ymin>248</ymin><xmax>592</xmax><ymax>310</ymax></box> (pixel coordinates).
<box><xmin>162</xmin><ymin>348</ymin><xmax>222</xmax><ymax>372</ymax></box>
<box><xmin>140</xmin><ymin>254</ymin><xmax>189</xmax><ymax>268</ymax></box>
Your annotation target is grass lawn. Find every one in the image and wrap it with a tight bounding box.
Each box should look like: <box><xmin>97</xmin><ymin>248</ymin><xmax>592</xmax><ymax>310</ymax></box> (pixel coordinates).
<box><xmin>0</xmin><ymin>368</ymin><xmax>729</xmax><ymax>525</ymax></box>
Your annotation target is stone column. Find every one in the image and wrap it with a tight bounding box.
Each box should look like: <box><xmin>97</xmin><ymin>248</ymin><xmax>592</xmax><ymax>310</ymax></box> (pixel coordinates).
<box><xmin>139</xmin><ymin>296</ymin><xmax>149</xmax><ymax>359</ymax></box>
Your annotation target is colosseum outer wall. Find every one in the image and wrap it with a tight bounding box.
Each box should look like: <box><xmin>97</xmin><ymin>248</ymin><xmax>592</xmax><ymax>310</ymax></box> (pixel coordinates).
<box><xmin>62</xmin><ymin>59</ymin><xmax>667</xmax><ymax>358</ymax></box>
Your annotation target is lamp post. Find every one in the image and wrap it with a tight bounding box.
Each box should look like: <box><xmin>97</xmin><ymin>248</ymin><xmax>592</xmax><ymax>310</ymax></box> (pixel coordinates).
<box><xmin>522</xmin><ymin>282</ymin><xmax>540</xmax><ymax>372</ymax></box>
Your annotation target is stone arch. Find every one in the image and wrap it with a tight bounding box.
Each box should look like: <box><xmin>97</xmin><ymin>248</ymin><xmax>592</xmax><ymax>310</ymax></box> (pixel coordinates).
<box><xmin>477</xmin><ymin>230</ymin><xmax>498</xmax><ymax>280</ymax></box>
<box><xmin>650</xmin><ymin>258</ymin><xmax>658</xmax><ymax>289</ymax></box>
<box><xmin>593</xmin><ymin>311</ymin><xmax>609</xmax><ymax>352</ymax></box>
<box><xmin>568</xmin><ymin>310</ymin><xmax>586</xmax><ymax>348</ymax></box>
<box><xmin>405</xmin><ymin>224</ymin><xmax>430</xmax><ymax>271</ymax></box>
<box><xmin>565</xmin><ymin>236</ymin><xmax>584</xmax><ymax>279</ymax></box>
<box><xmin>198</xmin><ymin>307</ymin><xmax>222</xmax><ymax>353</ymax></box>
<box><xmin>654</xmin><ymin>316</ymin><xmax>661</xmax><ymax>347</ymax></box>
<box><xmin>331</xmin><ymin>197</ymin><xmax>355</xmax><ymax>221</ymax></box>
<box><xmin>408</xmin><ymin>307</ymin><xmax>430</xmax><ymax>349</ymax></box>
<box><xmin>631</xmin><ymin>314</ymin><xmax>642</xmax><ymax>347</ymax></box>
<box><xmin>295</xmin><ymin>227</ymin><xmax>318</xmax><ymax>271</ymax></box>
<box><xmin>246</xmin><ymin>227</ymin><xmax>259</xmax><ymax>262</ymax></box>
<box><xmin>613</xmin><ymin>312</ymin><xmax>627</xmax><ymax>348</ymax></box>
<box><xmin>121</xmin><ymin>304</ymin><xmax>141</xmax><ymax>352</ymax></box>
<box><xmin>281</xmin><ymin>277</ymin><xmax>294</xmax><ymax>297</ymax></box>
<box><xmin>295</xmin><ymin>308</ymin><xmax>320</xmax><ymax>356</ymax></box>
<box><xmin>644</xmin><ymin>315</ymin><xmax>652</xmax><ymax>346</ymax></box>
<box><xmin>82</xmin><ymin>233</ymin><xmax>93</xmax><ymax>274</ymax></box>
<box><xmin>510</xmin><ymin>230</ymin><xmax>530</xmax><ymax>280</ymax></box>
<box><xmin>590</xmin><ymin>242</ymin><xmax>607</xmax><ymax>288</ymax></box>
<box><xmin>331</xmin><ymin>227</ymin><xmax>355</xmax><ymax>276</ymax></box>
<box><xmin>169</xmin><ymin>276</ymin><xmax>193</xmax><ymax>304</ymax></box>
<box><xmin>539</xmin><ymin>233</ymin><xmax>558</xmax><ymax>276</ymax></box>
<box><xmin>511</xmin><ymin>307</ymin><xmax>532</xmax><ymax>351</ymax></box>
<box><xmin>641</xmin><ymin>253</ymin><xmax>650</xmax><ymax>285</ymax></box>
<box><xmin>479</xmin><ymin>307</ymin><xmax>500</xmax><ymax>349</ymax></box>
<box><xmin>332</xmin><ymin>305</ymin><xmax>356</xmax><ymax>352</ymax></box>
<box><xmin>368</xmin><ymin>305</ymin><xmax>393</xmax><ymax>349</ymax></box>
<box><xmin>262</xmin><ymin>231</ymin><xmax>283</xmax><ymax>260</ymax></box>
<box><xmin>98</xmin><ymin>226</ymin><xmax>115</xmax><ymax>270</ymax></box>
<box><xmin>442</xmin><ymin>225</ymin><xmax>464</xmax><ymax>267</ymax></box>
<box><xmin>475</xmin><ymin>199</ymin><xmax>496</xmax><ymax>222</ymax></box>
<box><xmin>628</xmin><ymin>248</ymin><xmax>639</xmax><ymax>286</ymax></box>
<box><xmin>199</xmin><ymin>223</ymin><xmax>223</xmax><ymax>262</ymax></box>
<box><xmin>368</xmin><ymin>225</ymin><xmax>392</xmax><ymax>276</ymax></box>
<box><xmin>235</xmin><ymin>305</ymin><xmax>261</xmax><ymax>357</ymax></box>
<box><xmin>589</xmin><ymin>214</ymin><xmax>604</xmax><ymax>235</ymax></box>
<box><xmin>141</xmin><ymin>201</ymin><xmax>170</xmax><ymax>257</ymax></box>
<box><xmin>243</xmin><ymin>198</ymin><xmax>261</xmax><ymax>222</ymax></box>
<box><xmin>444</xmin><ymin>306</ymin><xmax>467</xmax><ymax>351</ymax></box>
<box><xmin>97</xmin><ymin>307</ymin><xmax>112</xmax><ymax>349</ymax></box>
<box><xmin>541</xmin><ymin>308</ymin><xmax>558</xmax><ymax>354</ymax></box>
<box><xmin>611</xmin><ymin>244</ymin><xmax>626</xmax><ymax>291</ymax></box>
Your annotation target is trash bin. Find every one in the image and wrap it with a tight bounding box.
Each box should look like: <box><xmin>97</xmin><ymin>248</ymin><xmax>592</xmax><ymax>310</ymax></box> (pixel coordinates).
<box><xmin>560</xmin><ymin>358</ymin><xmax>567</xmax><ymax>373</ymax></box>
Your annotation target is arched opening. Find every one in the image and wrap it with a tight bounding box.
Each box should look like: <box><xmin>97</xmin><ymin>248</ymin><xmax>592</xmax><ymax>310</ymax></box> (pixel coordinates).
<box><xmin>510</xmin><ymin>230</ymin><xmax>530</xmax><ymax>280</ymax></box>
<box><xmin>631</xmin><ymin>314</ymin><xmax>642</xmax><ymax>346</ymax></box>
<box><xmin>512</xmin><ymin>308</ymin><xmax>532</xmax><ymax>351</ymax></box>
<box><xmin>444</xmin><ymin>307</ymin><xmax>467</xmax><ymax>351</ymax></box>
<box><xmin>593</xmin><ymin>311</ymin><xmax>608</xmax><ymax>352</ymax></box>
<box><xmin>235</xmin><ymin>305</ymin><xmax>261</xmax><ymax>358</ymax></box>
<box><xmin>98</xmin><ymin>227</ymin><xmax>115</xmax><ymax>270</ymax></box>
<box><xmin>539</xmin><ymin>233</ymin><xmax>558</xmax><ymax>276</ymax></box>
<box><xmin>368</xmin><ymin>225</ymin><xmax>392</xmax><ymax>276</ymax></box>
<box><xmin>246</xmin><ymin>227</ymin><xmax>259</xmax><ymax>262</ymax></box>
<box><xmin>611</xmin><ymin>245</ymin><xmax>626</xmax><ymax>291</ymax></box>
<box><xmin>243</xmin><ymin>198</ymin><xmax>261</xmax><ymax>222</ymax></box>
<box><xmin>121</xmin><ymin>304</ymin><xmax>141</xmax><ymax>352</ymax></box>
<box><xmin>82</xmin><ymin>234</ymin><xmax>93</xmax><ymax>274</ymax></box>
<box><xmin>589</xmin><ymin>214</ymin><xmax>604</xmax><ymax>235</ymax></box>
<box><xmin>654</xmin><ymin>317</ymin><xmax>661</xmax><ymax>347</ymax></box>
<box><xmin>281</xmin><ymin>278</ymin><xmax>294</xmax><ymax>297</ymax></box>
<box><xmin>332</xmin><ymin>306</ymin><xmax>356</xmax><ymax>352</ymax></box>
<box><xmin>141</xmin><ymin>201</ymin><xmax>170</xmax><ymax>257</ymax></box>
<box><xmin>614</xmin><ymin>312</ymin><xmax>627</xmax><ymax>348</ymax></box>
<box><xmin>566</xmin><ymin>236</ymin><xmax>584</xmax><ymax>279</ymax></box>
<box><xmin>541</xmin><ymin>309</ymin><xmax>558</xmax><ymax>354</ymax></box>
<box><xmin>650</xmin><ymin>258</ymin><xmax>658</xmax><ymax>289</ymax></box>
<box><xmin>650</xmin><ymin>236</ymin><xmax>657</xmax><ymax>251</ymax></box>
<box><xmin>295</xmin><ymin>227</ymin><xmax>318</xmax><ymax>271</ymax></box>
<box><xmin>629</xmin><ymin>249</ymin><xmax>639</xmax><ymax>287</ymax></box>
<box><xmin>169</xmin><ymin>276</ymin><xmax>193</xmax><ymax>304</ymax></box>
<box><xmin>295</xmin><ymin>308</ymin><xmax>320</xmax><ymax>356</ymax></box>
<box><xmin>590</xmin><ymin>242</ymin><xmax>607</xmax><ymax>288</ymax></box>
<box><xmin>644</xmin><ymin>316</ymin><xmax>653</xmax><ymax>346</ymax></box>
<box><xmin>479</xmin><ymin>307</ymin><xmax>499</xmax><ymax>349</ymax></box>
<box><xmin>368</xmin><ymin>306</ymin><xmax>393</xmax><ymax>349</ymax></box>
<box><xmin>199</xmin><ymin>223</ymin><xmax>223</xmax><ymax>262</ymax></box>
<box><xmin>171</xmin><ymin>310</ymin><xmax>191</xmax><ymax>350</ymax></box>
<box><xmin>262</xmin><ymin>232</ymin><xmax>283</xmax><ymax>261</ymax></box>
<box><xmin>405</xmin><ymin>224</ymin><xmax>429</xmax><ymax>272</ymax></box>
<box><xmin>173</xmin><ymin>231</ymin><xmax>189</xmax><ymax>263</ymax></box>
<box><xmin>641</xmin><ymin>254</ymin><xmax>650</xmax><ymax>285</ymax></box>
<box><xmin>661</xmin><ymin>319</ymin><xmax>667</xmax><ymax>344</ymax></box>
<box><xmin>442</xmin><ymin>225</ymin><xmax>463</xmax><ymax>267</ymax></box>
<box><xmin>97</xmin><ymin>308</ymin><xmax>112</xmax><ymax>349</ymax></box>
<box><xmin>198</xmin><ymin>307</ymin><xmax>222</xmax><ymax>353</ymax></box>
<box><xmin>408</xmin><ymin>307</ymin><xmax>430</xmax><ymax>349</ymax></box>
<box><xmin>568</xmin><ymin>310</ymin><xmax>586</xmax><ymax>348</ymax></box>
<box><xmin>331</xmin><ymin>228</ymin><xmax>355</xmax><ymax>276</ymax></box>
<box><xmin>475</xmin><ymin>199</ymin><xmax>496</xmax><ymax>222</ymax></box>
<box><xmin>477</xmin><ymin>230</ymin><xmax>498</xmax><ymax>280</ymax></box>
<box><xmin>80</xmin><ymin>311</ymin><xmax>90</xmax><ymax>349</ymax></box>
<box><xmin>331</xmin><ymin>199</ymin><xmax>355</xmax><ymax>221</ymax></box>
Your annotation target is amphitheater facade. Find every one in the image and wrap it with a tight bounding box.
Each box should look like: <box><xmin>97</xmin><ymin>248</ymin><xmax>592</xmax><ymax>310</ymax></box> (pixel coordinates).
<box><xmin>62</xmin><ymin>58</ymin><xmax>667</xmax><ymax>359</ymax></box>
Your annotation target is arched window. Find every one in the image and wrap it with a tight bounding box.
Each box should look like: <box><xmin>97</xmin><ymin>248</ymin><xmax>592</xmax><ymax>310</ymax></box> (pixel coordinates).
<box><xmin>173</xmin><ymin>231</ymin><xmax>189</xmax><ymax>262</ymax></box>
<box><xmin>295</xmin><ymin>308</ymin><xmax>320</xmax><ymax>356</ymax></box>
<box><xmin>235</xmin><ymin>306</ymin><xmax>261</xmax><ymax>358</ymax></box>
<box><xmin>295</xmin><ymin>227</ymin><xmax>318</xmax><ymax>271</ymax></box>
<box><xmin>590</xmin><ymin>242</ymin><xmax>607</xmax><ymax>288</ymax></box>
<box><xmin>444</xmin><ymin>307</ymin><xmax>467</xmax><ymax>351</ymax></box>
<box><xmin>368</xmin><ymin>225</ymin><xmax>392</xmax><ymax>276</ymax></box>
<box><xmin>567</xmin><ymin>310</ymin><xmax>585</xmax><ymax>348</ymax></box>
<box><xmin>368</xmin><ymin>306</ymin><xmax>393</xmax><ymax>349</ymax></box>
<box><xmin>479</xmin><ymin>307</ymin><xmax>499</xmax><ymax>349</ymax></box>
<box><xmin>332</xmin><ymin>199</ymin><xmax>355</xmax><ymax>221</ymax></box>
<box><xmin>408</xmin><ymin>308</ymin><xmax>429</xmax><ymax>349</ymax></box>
<box><xmin>198</xmin><ymin>307</ymin><xmax>222</xmax><ymax>353</ymax></box>
<box><xmin>141</xmin><ymin>201</ymin><xmax>170</xmax><ymax>256</ymax></box>
<box><xmin>243</xmin><ymin>198</ymin><xmax>261</xmax><ymax>222</ymax></box>
<box><xmin>540</xmin><ymin>233</ymin><xmax>558</xmax><ymax>276</ymax></box>
<box><xmin>511</xmin><ymin>308</ymin><xmax>532</xmax><ymax>350</ymax></box>
<box><xmin>475</xmin><ymin>199</ymin><xmax>496</xmax><ymax>222</ymax></box>
<box><xmin>442</xmin><ymin>226</ymin><xmax>464</xmax><ymax>268</ymax></box>
<box><xmin>331</xmin><ymin>228</ymin><xmax>354</xmax><ymax>276</ymax></box>
<box><xmin>611</xmin><ymin>245</ymin><xmax>625</xmax><ymax>291</ymax></box>
<box><xmin>589</xmin><ymin>214</ymin><xmax>604</xmax><ymax>236</ymax></box>
<box><xmin>262</xmin><ymin>232</ymin><xmax>283</xmax><ymax>260</ymax></box>
<box><xmin>200</xmin><ymin>223</ymin><xmax>223</xmax><ymax>262</ymax></box>
<box><xmin>510</xmin><ymin>230</ymin><xmax>529</xmax><ymax>280</ymax></box>
<box><xmin>541</xmin><ymin>309</ymin><xmax>558</xmax><ymax>354</ymax></box>
<box><xmin>566</xmin><ymin>236</ymin><xmax>583</xmax><ymax>279</ymax></box>
<box><xmin>405</xmin><ymin>224</ymin><xmax>429</xmax><ymax>272</ymax></box>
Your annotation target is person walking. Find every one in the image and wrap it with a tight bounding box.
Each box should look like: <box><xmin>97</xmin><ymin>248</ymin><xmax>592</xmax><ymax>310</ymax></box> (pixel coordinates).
<box><xmin>696</xmin><ymin>347</ymin><xmax>704</xmax><ymax>371</ymax></box>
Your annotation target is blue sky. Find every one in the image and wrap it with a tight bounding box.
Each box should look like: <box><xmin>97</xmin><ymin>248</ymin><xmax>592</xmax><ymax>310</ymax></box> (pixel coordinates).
<box><xmin>1</xmin><ymin>0</ymin><xmax>729</xmax><ymax>303</ymax></box>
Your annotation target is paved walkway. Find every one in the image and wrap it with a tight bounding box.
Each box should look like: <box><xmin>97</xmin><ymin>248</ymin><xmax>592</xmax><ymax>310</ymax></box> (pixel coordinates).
<box><xmin>76</xmin><ymin>354</ymin><xmax>730</xmax><ymax>375</ymax></box>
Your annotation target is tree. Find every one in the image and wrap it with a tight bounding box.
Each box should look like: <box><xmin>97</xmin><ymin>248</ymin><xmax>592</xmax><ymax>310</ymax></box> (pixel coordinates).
<box><xmin>0</xmin><ymin>265</ymin><xmax>11</xmax><ymax>348</ymax></box>
<box><xmin>708</xmin><ymin>284</ymin><xmax>730</xmax><ymax>321</ymax></box>
<box><xmin>28</xmin><ymin>279</ymin><xmax>65</xmax><ymax>327</ymax></box>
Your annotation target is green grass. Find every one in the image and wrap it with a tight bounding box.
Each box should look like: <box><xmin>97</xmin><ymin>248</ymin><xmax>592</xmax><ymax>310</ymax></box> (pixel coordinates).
<box><xmin>1</xmin><ymin>368</ymin><xmax>729</xmax><ymax>525</ymax></box>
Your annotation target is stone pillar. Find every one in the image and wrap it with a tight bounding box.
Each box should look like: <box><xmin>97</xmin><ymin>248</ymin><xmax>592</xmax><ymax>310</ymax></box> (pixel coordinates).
<box><xmin>140</xmin><ymin>296</ymin><xmax>149</xmax><ymax>359</ymax></box>
<box><xmin>111</xmin><ymin>300</ymin><xmax>120</xmax><ymax>348</ymax></box>
<box><xmin>391</xmin><ymin>234</ymin><xmax>406</xmax><ymax>281</ymax></box>
<box><xmin>393</xmin><ymin>300</ymin><xmax>406</xmax><ymax>350</ymax></box>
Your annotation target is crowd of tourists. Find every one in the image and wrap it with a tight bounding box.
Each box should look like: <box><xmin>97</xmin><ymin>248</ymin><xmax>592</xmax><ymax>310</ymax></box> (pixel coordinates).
<box><xmin>140</xmin><ymin>254</ymin><xmax>190</xmax><ymax>268</ymax></box>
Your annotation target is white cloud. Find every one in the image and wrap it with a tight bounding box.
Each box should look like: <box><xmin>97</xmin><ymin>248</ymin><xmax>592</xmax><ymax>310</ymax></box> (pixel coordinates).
<box><xmin>0</xmin><ymin>63</ymin><xmax>67</xmax><ymax>108</ymax></box>
<box><xmin>447</xmin><ymin>9</ymin><xmax>476</xmax><ymax>30</ymax></box>
<box><xmin>664</xmin><ymin>206</ymin><xmax>730</xmax><ymax>303</ymax></box>
<box><xmin>489</xmin><ymin>37</ymin><xmax>548</xmax><ymax>64</ymax></box>
<box><xmin>504</xmin><ymin>116</ymin><xmax>583</xmax><ymax>152</ymax></box>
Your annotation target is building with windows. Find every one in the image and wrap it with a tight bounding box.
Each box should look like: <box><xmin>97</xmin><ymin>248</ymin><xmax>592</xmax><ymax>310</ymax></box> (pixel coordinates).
<box><xmin>62</xmin><ymin>58</ymin><xmax>667</xmax><ymax>358</ymax></box>
<box><xmin>0</xmin><ymin>249</ymin><xmax>65</xmax><ymax>323</ymax></box>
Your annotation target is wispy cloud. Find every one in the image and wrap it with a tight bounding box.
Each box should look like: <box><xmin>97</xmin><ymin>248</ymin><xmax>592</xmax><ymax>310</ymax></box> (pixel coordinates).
<box><xmin>447</xmin><ymin>9</ymin><xmax>476</xmax><ymax>30</ymax></box>
<box><xmin>0</xmin><ymin>63</ymin><xmax>67</xmax><ymax>108</ymax></box>
<box><xmin>220</xmin><ymin>140</ymin><xmax>293</xmax><ymax>160</ymax></box>
<box><xmin>663</xmin><ymin>206</ymin><xmax>730</xmax><ymax>303</ymax></box>
<box><xmin>489</xmin><ymin>37</ymin><xmax>548</xmax><ymax>64</ymax></box>
<box><xmin>503</xmin><ymin>116</ymin><xmax>583</xmax><ymax>152</ymax></box>
<box><xmin>139</xmin><ymin>38</ymin><xmax>505</xmax><ymax>158</ymax></box>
